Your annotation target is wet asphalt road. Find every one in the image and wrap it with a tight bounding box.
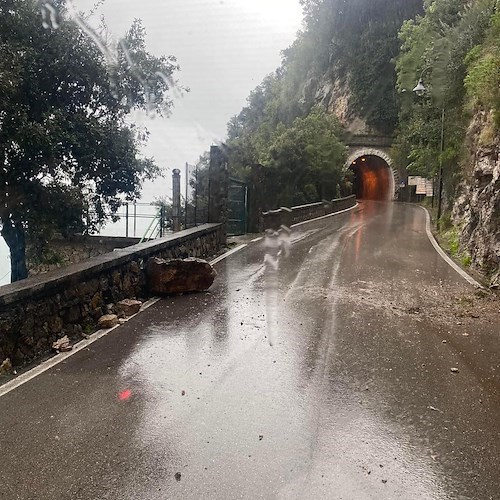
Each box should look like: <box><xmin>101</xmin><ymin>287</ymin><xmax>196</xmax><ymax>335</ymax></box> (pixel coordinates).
<box><xmin>1</xmin><ymin>201</ymin><xmax>499</xmax><ymax>500</ymax></box>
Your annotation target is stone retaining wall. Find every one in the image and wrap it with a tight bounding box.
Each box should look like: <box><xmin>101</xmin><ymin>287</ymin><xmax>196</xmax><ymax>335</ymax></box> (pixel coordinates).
<box><xmin>262</xmin><ymin>196</ymin><xmax>357</xmax><ymax>230</ymax></box>
<box><xmin>0</xmin><ymin>224</ymin><xmax>224</xmax><ymax>366</ymax></box>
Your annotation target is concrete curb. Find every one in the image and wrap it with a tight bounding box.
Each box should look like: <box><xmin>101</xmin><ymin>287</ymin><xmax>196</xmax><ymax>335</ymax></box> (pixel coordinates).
<box><xmin>419</xmin><ymin>206</ymin><xmax>484</xmax><ymax>289</ymax></box>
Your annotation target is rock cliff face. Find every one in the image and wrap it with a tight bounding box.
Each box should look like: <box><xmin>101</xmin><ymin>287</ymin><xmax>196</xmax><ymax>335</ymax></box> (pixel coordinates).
<box><xmin>453</xmin><ymin>110</ymin><xmax>500</xmax><ymax>286</ymax></box>
<box><xmin>314</xmin><ymin>75</ymin><xmax>372</xmax><ymax>135</ymax></box>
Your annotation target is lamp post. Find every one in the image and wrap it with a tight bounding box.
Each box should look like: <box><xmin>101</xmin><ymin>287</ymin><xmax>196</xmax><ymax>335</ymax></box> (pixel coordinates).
<box><xmin>412</xmin><ymin>71</ymin><xmax>445</xmax><ymax>228</ymax></box>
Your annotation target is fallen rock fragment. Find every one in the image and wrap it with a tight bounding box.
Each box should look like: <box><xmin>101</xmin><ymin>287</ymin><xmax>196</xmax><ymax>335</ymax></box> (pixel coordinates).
<box><xmin>52</xmin><ymin>336</ymin><xmax>72</xmax><ymax>353</ymax></box>
<box><xmin>174</xmin><ymin>472</ymin><xmax>182</xmax><ymax>482</ymax></box>
<box><xmin>428</xmin><ymin>405</ymin><xmax>442</xmax><ymax>412</ymax></box>
<box><xmin>147</xmin><ymin>257</ymin><xmax>216</xmax><ymax>295</ymax></box>
<box><xmin>0</xmin><ymin>358</ymin><xmax>13</xmax><ymax>375</ymax></box>
<box><xmin>451</xmin><ymin>367</ymin><xmax>460</xmax><ymax>373</ymax></box>
<box><xmin>407</xmin><ymin>306</ymin><xmax>422</xmax><ymax>315</ymax></box>
<box><xmin>116</xmin><ymin>299</ymin><xmax>142</xmax><ymax>317</ymax></box>
<box><xmin>98</xmin><ymin>314</ymin><xmax>119</xmax><ymax>329</ymax></box>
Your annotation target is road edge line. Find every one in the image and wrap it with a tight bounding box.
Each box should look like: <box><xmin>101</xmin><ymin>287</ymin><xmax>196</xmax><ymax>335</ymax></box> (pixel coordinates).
<box><xmin>419</xmin><ymin>206</ymin><xmax>484</xmax><ymax>289</ymax></box>
<box><xmin>0</xmin><ymin>297</ymin><xmax>160</xmax><ymax>399</ymax></box>
<box><xmin>291</xmin><ymin>203</ymin><xmax>359</xmax><ymax>228</ymax></box>
<box><xmin>210</xmin><ymin>244</ymin><xmax>247</xmax><ymax>265</ymax></box>
<box><xmin>0</xmin><ymin>245</ymin><xmax>248</xmax><ymax>398</ymax></box>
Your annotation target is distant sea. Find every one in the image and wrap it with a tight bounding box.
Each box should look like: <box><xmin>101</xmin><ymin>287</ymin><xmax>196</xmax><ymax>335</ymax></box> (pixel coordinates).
<box><xmin>0</xmin><ymin>240</ymin><xmax>9</xmax><ymax>286</ymax></box>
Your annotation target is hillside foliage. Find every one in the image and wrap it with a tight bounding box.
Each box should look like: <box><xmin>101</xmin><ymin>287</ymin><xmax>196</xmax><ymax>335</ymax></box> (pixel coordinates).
<box><xmin>225</xmin><ymin>0</ymin><xmax>423</xmax><ymax>208</ymax></box>
<box><xmin>393</xmin><ymin>0</ymin><xmax>498</xmax><ymax>203</ymax></box>
<box><xmin>464</xmin><ymin>9</ymin><xmax>500</xmax><ymax>127</ymax></box>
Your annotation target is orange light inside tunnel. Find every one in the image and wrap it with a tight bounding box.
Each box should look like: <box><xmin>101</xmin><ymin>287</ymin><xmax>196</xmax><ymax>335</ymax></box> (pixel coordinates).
<box><xmin>351</xmin><ymin>155</ymin><xmax>391</xmax><ymax>200</ymax></box>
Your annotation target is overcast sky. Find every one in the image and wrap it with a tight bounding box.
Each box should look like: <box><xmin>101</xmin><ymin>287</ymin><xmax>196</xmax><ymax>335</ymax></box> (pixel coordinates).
<box><xmin>75</xmin><ymin>0</ymin><xmax>304</xmax><ymax>200</ymax></box>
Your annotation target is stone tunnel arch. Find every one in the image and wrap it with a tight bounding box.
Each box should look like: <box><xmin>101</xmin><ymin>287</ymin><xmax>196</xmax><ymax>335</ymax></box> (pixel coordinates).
<box><xmin>345</xmin><ymin>148</ymin><xmax>398</xmax><ymax>200</ymax></box>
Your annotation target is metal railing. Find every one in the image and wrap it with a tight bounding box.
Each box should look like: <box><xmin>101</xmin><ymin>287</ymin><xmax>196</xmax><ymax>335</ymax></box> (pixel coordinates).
<box><xmin>85</xmin><ymin>203</ymin><xmax>167</xmax><ymax>239</ymax></box>
<box><xmin>86</xmin><ymin>199</ymin><xmax>209</xmax><ymax>240</ymax></box>
<box><xmin>139</xmin><ymin>206</ymin><xmax>167</xmax><ymax>243</ymax></box>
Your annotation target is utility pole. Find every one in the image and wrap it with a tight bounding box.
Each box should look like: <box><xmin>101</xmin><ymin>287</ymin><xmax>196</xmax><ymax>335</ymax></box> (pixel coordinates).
<box><xmin>185</xmin><ymin>162</ymin><xmax>189</xmax><ymax>229</ymax></box>
<box><xmin>437</xmin><ymin>107</ymin><xmax>445</xmax><ymax>228</ymax></box>
<box><xmin>413</xmin><ymin>69</ymin><xmax>446</xmax><ymax>229</ymax></box>
<box><xmin>194</xmin><ymin>163</ymin><xmax>198</xmax><ymax>226</ymax></box>
<box><xmin>172</xmin><ymin>169</ymin><xmax>181</xmax><ymax>232</ymax></box>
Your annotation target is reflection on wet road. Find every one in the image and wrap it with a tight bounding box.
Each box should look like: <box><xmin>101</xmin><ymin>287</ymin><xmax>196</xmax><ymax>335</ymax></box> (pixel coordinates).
<box><xmin>1</xmin><ymin>202</ymin><xmax>499</xmax><ymax>499</ymax></box>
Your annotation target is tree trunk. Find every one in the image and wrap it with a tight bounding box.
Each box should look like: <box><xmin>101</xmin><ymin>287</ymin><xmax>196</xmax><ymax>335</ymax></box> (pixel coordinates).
<box><xmin>1</xmin><ymin>218</ymin><xmax>28</xmax><ymax>282</ymax></box>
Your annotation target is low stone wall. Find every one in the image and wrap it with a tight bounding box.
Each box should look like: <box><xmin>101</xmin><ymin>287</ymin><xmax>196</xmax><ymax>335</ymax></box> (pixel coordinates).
<box><xmin>262</xmin><ymin>196</ymin><xmax>356</xmax><ymax>230</ymax></box>
<box><xmin>0</xmin><ymin>224</ymin><xmax>224</xmax><ymax>366</ymax></box>
<box><xmin>27</xmin><ymin>235</ymin><xmax>145</xmax><ymax>275</ymax></box>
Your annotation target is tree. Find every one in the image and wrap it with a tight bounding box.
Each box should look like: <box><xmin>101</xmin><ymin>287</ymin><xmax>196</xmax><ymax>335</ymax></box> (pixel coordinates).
<box><xmin>0</xmin><ymin>0</ymin><xmax>182</xmax><ymax>281</ymax></box>
<box><xmin>393</xmin><ymin>0</ymin><xmax>496</xmax><ymax>192</ymax></box>
<box><xmin>228</xmin><ymin>107</ymin><xmax>346</xmax><ymax>208</ymax></box>
<box><xmin>265</xmin><ymin>108</ymin><xmax>347</xmax><ymax>206</ymax></box>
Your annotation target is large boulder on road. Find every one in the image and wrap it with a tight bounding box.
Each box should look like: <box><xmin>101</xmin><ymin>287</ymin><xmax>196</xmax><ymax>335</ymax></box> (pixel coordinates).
<box><xmin>146</xmin><ymin>257</ymin><xmax>216</xmax><ymax>295</ymax></box>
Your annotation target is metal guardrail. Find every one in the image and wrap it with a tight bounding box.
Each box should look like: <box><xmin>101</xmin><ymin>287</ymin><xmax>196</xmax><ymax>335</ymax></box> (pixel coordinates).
<box><xmin>262</xmin><ymin>196</ymin><xmax>357</xmax><ymax>230</ymax></box>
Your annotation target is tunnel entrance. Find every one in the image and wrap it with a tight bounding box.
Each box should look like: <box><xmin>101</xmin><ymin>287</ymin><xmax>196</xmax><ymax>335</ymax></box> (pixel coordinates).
<box><xmin>350</xmin><ymin>155</ymin><xmax>393</xmax><ymax>200</ymax></box>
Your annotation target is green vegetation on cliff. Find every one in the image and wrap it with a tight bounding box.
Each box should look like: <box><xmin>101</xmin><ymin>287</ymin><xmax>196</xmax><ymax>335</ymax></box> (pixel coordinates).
<box><xmin>226</xmin><ymin>0</ymin><xmax>423</xmax><ymax>208</ymax></box>
<box><xmin>300</xmin><ymin>0</ymin><xmax>423</xmax><ymax>133</ymax></box>
<box><xmin>393</xmin><ymin>0</ymin><xmax>497</xmax><ymax>191</ymax></box>
<box><xmin>464</xmin><ymin>9</ymin><xmax>500</xmax><ymax>128</ymax></box>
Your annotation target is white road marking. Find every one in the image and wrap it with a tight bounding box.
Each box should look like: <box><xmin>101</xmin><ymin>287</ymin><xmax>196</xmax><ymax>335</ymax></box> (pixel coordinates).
<box><xmin>251</xmin><ymin>237</ymin><xmax>263</xmax><ymax>243</ymax></box>
<box><xmin>0</xmin><ymin>246</ymin><xmax>248</xmax><ymax>398</ymax></box>
<box><xmin>210</xmin><ymin>244</ymin><xmax>247</xmax><ymax>265</ymax></box>
<box><xmin>419</xmin><ymin>206</ymin><xmax>484</xmax><ymax>289</ymax></box>
<box><xmin>0</xmin><ymin>297</ymin><xmax>160</xmax><ymax>398</ymax></box>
